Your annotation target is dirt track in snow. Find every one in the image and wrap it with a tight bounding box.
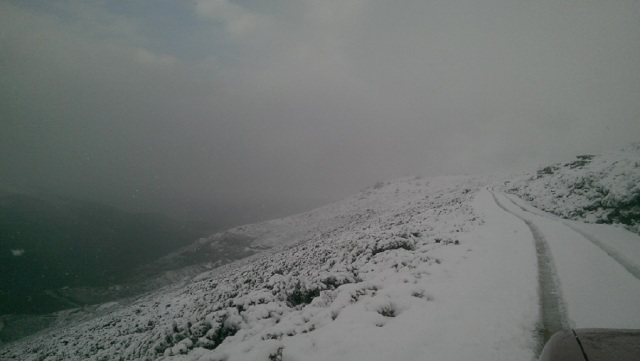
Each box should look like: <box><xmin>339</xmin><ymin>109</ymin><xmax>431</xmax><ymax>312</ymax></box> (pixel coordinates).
<box><xmin>490</xmin><ymin>190</ymin><xmax>569</xmax><ymax>351</ymax></box>
<box><xmin>490</xmin><ymin>187</ymin><xmax>640</xmax><ymax>354</ymax></box>
<box><xmin>501</xmin><ymin>193</ymin><xmax>640</xmax><ymax>281</ymax></box>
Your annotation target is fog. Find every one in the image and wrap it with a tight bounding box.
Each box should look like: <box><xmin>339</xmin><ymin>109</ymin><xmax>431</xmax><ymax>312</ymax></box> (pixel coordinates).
<box><xmin>2</xmin><ymin>0</ymin><xmax>640</xmax><ymax>221</ymax></box>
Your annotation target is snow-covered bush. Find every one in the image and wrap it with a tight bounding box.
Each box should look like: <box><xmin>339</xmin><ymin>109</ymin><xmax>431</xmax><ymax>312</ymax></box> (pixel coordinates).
<box><xmin>504</xmin><ymin>143</ymin><xmax>640</xmax><ymax>233</ymax></box>
<box><xmin>0</xmin><ymin>176</ymin><xmax>483</xmax><ymax>360</ymax></box>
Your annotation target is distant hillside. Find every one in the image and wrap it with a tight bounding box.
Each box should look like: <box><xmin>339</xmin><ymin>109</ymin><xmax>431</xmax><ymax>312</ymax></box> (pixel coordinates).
<box><xmin>0</xmin><ymin>191</ymin><xmax>208</xmax><ymax>315</ymax></box>
<box><xmin>502</xmin><ymin>143</ymin><xmax>640</xmax><ymax>233</ymax></box>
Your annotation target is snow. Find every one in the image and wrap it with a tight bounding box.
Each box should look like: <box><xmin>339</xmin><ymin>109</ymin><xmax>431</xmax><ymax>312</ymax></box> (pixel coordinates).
<box><xmin>503</xmin><ymin>143</ymin><xmax>640</xmax><ymax>233</ymax></box>
<box><xmin>493</xmin><ymin>190</ymin><xmax>640</xmax><ymax>329</ymax></box>
<box><xmin>504</xmin><ymin>191</ymin><xmax>640</xmax><ymax>279</ymax></box>
<box><xmin>2</xmin><ymin>145</ymin><xmax>640</xmax><ymax>361</ymax></box>
<box><xmin>192</xmin><ymin>187</ymin><xmax>541</xmax><ymax>361</ymax></box>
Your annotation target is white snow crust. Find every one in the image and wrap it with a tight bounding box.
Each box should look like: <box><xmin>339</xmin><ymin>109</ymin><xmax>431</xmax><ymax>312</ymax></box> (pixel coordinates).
<box><xmin>2</xmin><ymin>144</ymin><xmax>640</xmax><ymax>361</ymax></box>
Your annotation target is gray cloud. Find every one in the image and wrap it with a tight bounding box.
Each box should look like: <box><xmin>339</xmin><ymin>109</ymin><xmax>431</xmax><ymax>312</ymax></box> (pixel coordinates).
<box><xmin>2</xmin><ymin>0</ymin><xmax>640</xmax><ymax>220</ymax></box>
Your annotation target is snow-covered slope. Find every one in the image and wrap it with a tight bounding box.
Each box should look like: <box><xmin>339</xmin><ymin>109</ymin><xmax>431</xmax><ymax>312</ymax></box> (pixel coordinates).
<box><xmin>129</xmin><ymin>179</ymin><xmax>466</xmax><ymax>283</ymax></box>
<box><xmin>2</xmin><ymin>177</ymin><xmax>516</xmax><ymax>360</ymax></box>
<box><xmin>3</xmin><ymin>145</ymin><xmax>640</xmax><ymax>361</ymax></box>
<box><xmin>502</xmin><ymin>143</ymin><xmax>640</xmax><ymax>233</ymax></box>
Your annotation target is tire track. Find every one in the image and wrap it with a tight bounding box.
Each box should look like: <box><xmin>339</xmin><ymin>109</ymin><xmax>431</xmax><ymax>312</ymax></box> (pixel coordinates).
<box><xmin>501</xmin><ymin>193</ymin><xmax>640</xmax><ymax>281</ymax></box>
<box><xmin>489</xmin><ymin>190</ymin><xmax>570</xmax><ymax>354</ymax></box>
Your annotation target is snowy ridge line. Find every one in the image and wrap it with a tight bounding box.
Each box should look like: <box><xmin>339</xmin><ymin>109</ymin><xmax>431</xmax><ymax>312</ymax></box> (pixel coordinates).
<box><xmin>503</xmin><ymin>193</ymin><xmax>640</xmax><ymax>281</ymax></box>
<box><xmin>490</xmin><ymin>190</ymin><xmax>570</xmax><ymax>350</ymax></box>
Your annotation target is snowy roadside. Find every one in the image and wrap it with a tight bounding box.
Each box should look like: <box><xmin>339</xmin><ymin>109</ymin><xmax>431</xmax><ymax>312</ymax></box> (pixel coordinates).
<box><xmin>503</xmin><ymin>143</ymin><xmax>640</xmax><ymax>234</ymax></box>
<box><xmin>494</xmin><ymin>191</ymin><xmax>640</xmax><ymax>329</ymax></box>
<box><xmin>194</xmin><ymin>188</ymin><xmax>541</xmax><ymax>361</ymax></box>
<box><xmin>0</xmin><ymin>178</ymin><xmax>544</xmax><ymax>361</ymax></box>
<box><xmin>503</xmin><ymin>192</ymin><xmax>640</xmax><ymax>279</ymax></box>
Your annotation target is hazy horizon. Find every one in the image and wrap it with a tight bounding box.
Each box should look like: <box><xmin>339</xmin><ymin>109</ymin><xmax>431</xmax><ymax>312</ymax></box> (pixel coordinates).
<box><xmin>2</xmin><ymin>0</ymin><xmax>640</xmax><ymax>220</ymax></box>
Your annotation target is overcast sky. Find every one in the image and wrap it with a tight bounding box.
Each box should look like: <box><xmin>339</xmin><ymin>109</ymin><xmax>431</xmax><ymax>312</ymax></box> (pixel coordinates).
<box><xmin>2</xmin><ymin>0</ymin><xmax>640</xmax><ymax>219</ymax></box>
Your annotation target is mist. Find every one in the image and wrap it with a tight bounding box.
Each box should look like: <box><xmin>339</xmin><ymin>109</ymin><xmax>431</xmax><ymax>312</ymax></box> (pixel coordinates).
<box><xmin>2</xmin><ymin>0</ymin><xmax>640</xmax><ymax>221</ymax></box>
